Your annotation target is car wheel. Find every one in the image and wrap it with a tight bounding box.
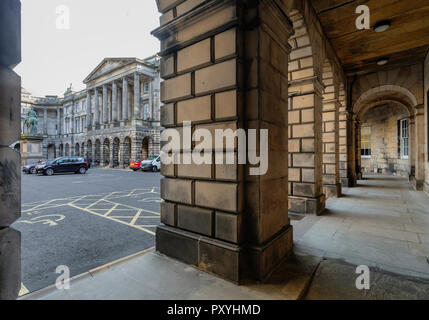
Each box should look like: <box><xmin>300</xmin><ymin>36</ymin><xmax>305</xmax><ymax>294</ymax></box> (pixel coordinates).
<box><xmin>133</xmin><ymin>168</ymin><xmax>138</xmax><ymax>172</ymax></box>
<box><xmin>45</xmin><ymin>168</ymin><xmax>54</xmax><ymax>176</ymax></box>
<box><xmin>152</xmin><ymin>166</ymin><xmax>158</xmax><ymax>172</ymax></box>
<box><xmin>79</xmin><ymin>167</ymin><xmax>87</xmax><ymax>174</ymax></box>
<box><xmin>30</xmin><ymin>167</ymin><xmax>36</xmax><ymax>174</ymax></box>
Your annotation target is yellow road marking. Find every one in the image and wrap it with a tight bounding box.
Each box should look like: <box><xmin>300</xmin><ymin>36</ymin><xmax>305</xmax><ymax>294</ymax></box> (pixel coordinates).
<box><xmin>103</xmin><ymin>204</ymin><xmax>119</xmax><ymax>217</ymax></box>
<box><xmin>102</xmin><ymin>199</ymin><xmax>160</xmax><ymax>216</ymax></box>
<box><xmin>19</xmin><ymin>283</ymin><xmax>29</xmax><ymax>297</ymax></box>
<box><xmin>68</xmin><ymin>203</ymin><xmax>155</xmax><ymax>235</ymax></box>
<box><xmin>130</xmin><ymin>209</ymin><xmax>143</xmax><ymax>226</ymax></box>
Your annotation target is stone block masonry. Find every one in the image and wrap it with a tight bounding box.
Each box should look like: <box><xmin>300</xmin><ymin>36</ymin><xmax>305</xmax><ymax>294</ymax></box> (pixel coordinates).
<box><xmin>153</xmin><ymin>0</ymin><xmax>294</xmax><ymax>283</ymax></box>
<box><xmin>0</xmin><ymin>0</ymin><xmax>22</xmax><ymax>300</ymax></box>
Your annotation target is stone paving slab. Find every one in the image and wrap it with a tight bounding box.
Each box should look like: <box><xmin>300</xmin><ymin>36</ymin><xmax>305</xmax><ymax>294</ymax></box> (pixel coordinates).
<box><xmin>305</xmin><ymin>259</ymin><xmax>429</xmax><ymax>300</ymax></box>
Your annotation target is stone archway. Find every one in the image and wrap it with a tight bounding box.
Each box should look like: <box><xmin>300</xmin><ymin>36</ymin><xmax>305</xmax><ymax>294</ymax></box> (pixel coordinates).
<box><xmin>113</xmin><ymin>137</ymin><xmax>120</xmax><ymax>167</ymax></box>
<box><xmin>352</xmin><ymin>85</ymin><xmax>419</xmax><ymax>184</ymax></box>
<box><xmin>102</xmin><ymin>138</ymin><xmax>110</xmax><ymax>166</ymax></box>
<box><xmin>95</xmin><ymin>139</ymin><xmax>101</xmax><ymax>166</ymax></box>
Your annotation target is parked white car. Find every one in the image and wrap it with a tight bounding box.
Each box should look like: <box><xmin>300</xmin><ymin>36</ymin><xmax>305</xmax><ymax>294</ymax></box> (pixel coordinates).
<box><xmin>140</xmin><ymin>155</ymin><xmax>161</xmax><ymax>172</ymax></box>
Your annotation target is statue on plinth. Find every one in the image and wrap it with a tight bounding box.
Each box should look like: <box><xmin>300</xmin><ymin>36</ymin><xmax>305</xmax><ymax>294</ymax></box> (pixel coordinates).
<box><xmin>24</xmin><ymin>109</ymin><xmax>39</xmax><ymax>135</ymax></box>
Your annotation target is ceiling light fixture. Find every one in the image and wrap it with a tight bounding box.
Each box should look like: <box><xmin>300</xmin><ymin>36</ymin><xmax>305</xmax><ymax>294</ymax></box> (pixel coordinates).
<box><xmin>374</xmin><ymin>20</ymin><xmax>391</xmax><ymax>33</ymax></box>
<box><xmin>376</xmin><ymin>58</ymin><xmax>389</xmax><ymax>66</ymax></box>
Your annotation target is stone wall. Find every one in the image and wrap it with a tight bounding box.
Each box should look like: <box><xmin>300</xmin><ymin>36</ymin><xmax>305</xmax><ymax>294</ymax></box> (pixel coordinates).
<box><xmin>361</xmin><ymin>104</ymin><xmax>409</xmax><ymax>176</ymax></box>
<box><xmin>0</xmin><ymin>0</ymin><xmax>22</xmax><ymax>300</ymax></box>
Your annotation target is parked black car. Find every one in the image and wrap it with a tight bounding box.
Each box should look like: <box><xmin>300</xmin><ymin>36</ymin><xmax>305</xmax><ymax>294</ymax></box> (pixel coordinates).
<box><xmin>36</xmin><ymin>157</ymin><xmax>90</xmax><ymax>176</ymax></box>
<box><xmin>23</xmin><ymin>160</ymin><xmax>43</xmax><ymax>174</ymax></box>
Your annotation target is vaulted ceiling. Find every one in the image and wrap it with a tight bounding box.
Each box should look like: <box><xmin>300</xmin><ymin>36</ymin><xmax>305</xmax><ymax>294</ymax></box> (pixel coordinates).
<box><xmin>311</xmin><ymin>0</ymin><xmax>429</xmax><ymax>75</ymax></box>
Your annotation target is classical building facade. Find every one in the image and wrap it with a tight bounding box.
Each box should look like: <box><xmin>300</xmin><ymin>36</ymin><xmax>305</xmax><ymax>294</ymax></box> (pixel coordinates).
<box><xmin>20</xmin><ymin>56</ymin><xmax>162</xmax><ymax>166</ymax></box>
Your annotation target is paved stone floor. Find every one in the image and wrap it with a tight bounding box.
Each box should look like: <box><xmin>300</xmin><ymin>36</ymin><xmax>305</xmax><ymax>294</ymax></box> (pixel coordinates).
<box><xmin>293</xmin><ymin>174</ymin><xmax>429</xmax><ymax>280</ymax></box>
<box><xmin>20</xmin><ymin>173</ymin><xmax>429</xmax><ymax>300</ymax></box>
<box><xmin>14</xmin><ymin>168</ymin><xmax>161</xmax><ymax>294</ymax></box>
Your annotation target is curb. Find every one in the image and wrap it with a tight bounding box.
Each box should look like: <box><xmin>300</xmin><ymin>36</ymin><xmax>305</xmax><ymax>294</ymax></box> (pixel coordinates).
<box><xmin>19</xmin><ymin>247</ymin><xmax>155</xmax><ymax>300</ymax></box>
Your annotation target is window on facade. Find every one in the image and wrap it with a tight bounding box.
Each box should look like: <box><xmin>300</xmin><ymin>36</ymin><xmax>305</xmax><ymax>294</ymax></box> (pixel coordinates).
<box><xmin>65</xmin><ymin>119</ymin><xmax>70</xmax><ymax>134</ymax></box>
<box><xmin>75</xmin><ymin>118</ymin><xmax>80</xmax><ymax>133</ymax></box>
<box><xmin>143</xmin><ymin>103</ymin><xmax>150</xmax><ymax>120</ymax></box>
<box><xmin>361</xmin><ymin>126</ymin><xmax>371</xmax><ymax>157</ymax></box>
<box><xmin>82</xmin><ymin>100</ymin><xmax>86</xmax><ymax>111</ymax></box>
<box><xmin>399</xmin><ymin>118</ymin><xmax>409</xmax><ymax>159</ymax></box>
<box><xmin>144</xmin><ymin>83</ymin><xmax>149</xmax><ymax>94</ymax></box>
<box><xmin>82</xmin><ymin>117</ymin><xmax>86</xmax><ymax>132</ymax></box>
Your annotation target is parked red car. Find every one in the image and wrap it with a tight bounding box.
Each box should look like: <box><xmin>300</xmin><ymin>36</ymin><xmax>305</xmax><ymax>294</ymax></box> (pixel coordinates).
<box><xmin>129</xmin><ymin>159</ymin><xmax>146</xmax><ymax>171</ymax></box>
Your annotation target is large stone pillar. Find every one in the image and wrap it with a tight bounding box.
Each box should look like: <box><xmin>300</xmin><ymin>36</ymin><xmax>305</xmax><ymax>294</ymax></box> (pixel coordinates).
<box><xmin>94</xmin><ymin>88</ymin><xmax>100</xmax><ymax>125</ymax></box>
<box><xmin>153</xmin><ymin>0</ymin><xmax>293</xmax><ymax>283</ymax></box>
<box><xmin>355</xmin><ymin>120</ymin><xmax>362</xmax><ymax>180</ymax></box>
<box><xmin>122</xmin><ymin>77</ymin><xmax>128</xmax><ymax>121</ymax></box>
<box><xmin>0</xmin><ymin>0</ymin><xmax>21</xmax><ymax>300</ymax></box>
<box><xmin>102</xmin><ymin>84</ymin><xmax>108</xmax><ymax>124</ymax></box>
<box><xmin>134</xmin><ymin>73</ymin><xmax>141</xmax><ymax>119</ymax></box>
<box><xmin>414</xmin><ymin>105</ymin><xmax>425</xmax><ymax>190</ymax></box>
<box><xmin>321</xmin><ymin>69</ymin><xmax>341</xmax><ymax>198</ymax></box>
<box><xmin>112</xmin><ymin>81</ymin><xmax>118</xmax><ymax>122</ymax></box>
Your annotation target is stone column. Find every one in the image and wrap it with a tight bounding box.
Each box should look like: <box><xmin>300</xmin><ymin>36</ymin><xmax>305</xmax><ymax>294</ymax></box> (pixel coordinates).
<box><xmin>128</xmin><ymin>85</ymin><xmax>133</xmax><ymax>120</ymax></box>
<box><xmin>414</xmin><ymin>105</ymin><xmax>425</xmax><ymax>190</ymax></box>
<box><xmin>148</xmin><ymin>79</ymin><xmax>153</xmax><ymax>120</ymax></box>
<box><xmin>134</xmin><ymin>73</ymin><xmax>141</xmax><ymax>119</ymax></box>
<box><xmin>287</xmin><ymin>11</ymin><xmax>325</xmax><ymax>215</ymax></box>
<box><xmin>112</xmin><ymin>81</ymin><xmax>118</xmax><ymax>122</ymax></box>
<box><xmin>339</xmin><ymin>87</ymin><xmax>353</xmax><ymax>187</ymax></box>
<box><xmin>109</xmin><ymin>138</ymin><xmax>114</xmax><ymax>168</ymax></box>
<box><xmin>409</xmin><ymin>115</ymin><xmax>416</xmax><ymax>179</ymax></box>
<box><xmin>94</xmin><ymin>88</ymin><xmax>100</xmax><ymax>125</ymax></box>
<box><xmin>103</xmin><ymin>84</ymin><xmax>108</xmax><ymax>124</ymax></box>
<box><xmin>321</xmin><ymin>69</ymin><xmax>341</xmax><ymax>198</ymax></box>
<box><xmin>43</xmin><ymin>107</ymin><xmax>48</xmax><ymax>135</ymax></box>
<box><xmin>86</xmin><ymin>91</ymin><xmax>92</xmax><ymax>127</ymax></box>
<box><xmin>122</xmin><ymin>77</ymin><xmax>128</xmax><ymax>121</ymax></box>
<box><xmin>153</xmin><ymin>0</ymin><xmax>293</xmax><ymax>283</ymax></box>
<box><xmin>0</xmin><ymin>0</ymin><xmax>21</xmax><ymax>300</ymax></box>
<box><xmin>57</xmin><ymin>108</ymin><xmax>61</xmax><ymax>135</ymax></box>
<box><xmin>355</xmin><ymin>120</ymin><xmax>362</xmax><ymax>180</ymax></box>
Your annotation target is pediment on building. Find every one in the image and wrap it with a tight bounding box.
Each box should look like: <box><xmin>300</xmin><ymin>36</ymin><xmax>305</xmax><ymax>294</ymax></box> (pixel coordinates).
<box><xmin>83</xmin><ymin>58</ymin><xmax>138</xmax><ymax>83</ymax></box>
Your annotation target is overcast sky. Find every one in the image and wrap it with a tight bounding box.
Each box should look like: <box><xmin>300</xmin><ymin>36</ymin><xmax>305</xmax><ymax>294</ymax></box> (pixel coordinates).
<box><xmin>15</xmin><ymin>0</ymin><xmax>160</xmax><ymax>97</ymax></box>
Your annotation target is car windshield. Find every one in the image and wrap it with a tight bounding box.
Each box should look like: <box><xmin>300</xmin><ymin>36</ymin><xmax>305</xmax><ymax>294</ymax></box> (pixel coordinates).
<box><xmin>146</xmin><ymin>155</ymin><xmax>158</xmax><ymax>160</ymax></box>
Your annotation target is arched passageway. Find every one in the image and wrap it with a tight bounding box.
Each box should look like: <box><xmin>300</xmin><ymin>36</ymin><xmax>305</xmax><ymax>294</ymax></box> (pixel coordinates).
<box><xmin>102</xmin><ymin>138</ymin><xmax>110</xmax><ymax>166</ymax></box>
<box><xmin>94</xmin><ymin>139</ymin><xmax>101</xmax><ymax>166</ymax></box>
